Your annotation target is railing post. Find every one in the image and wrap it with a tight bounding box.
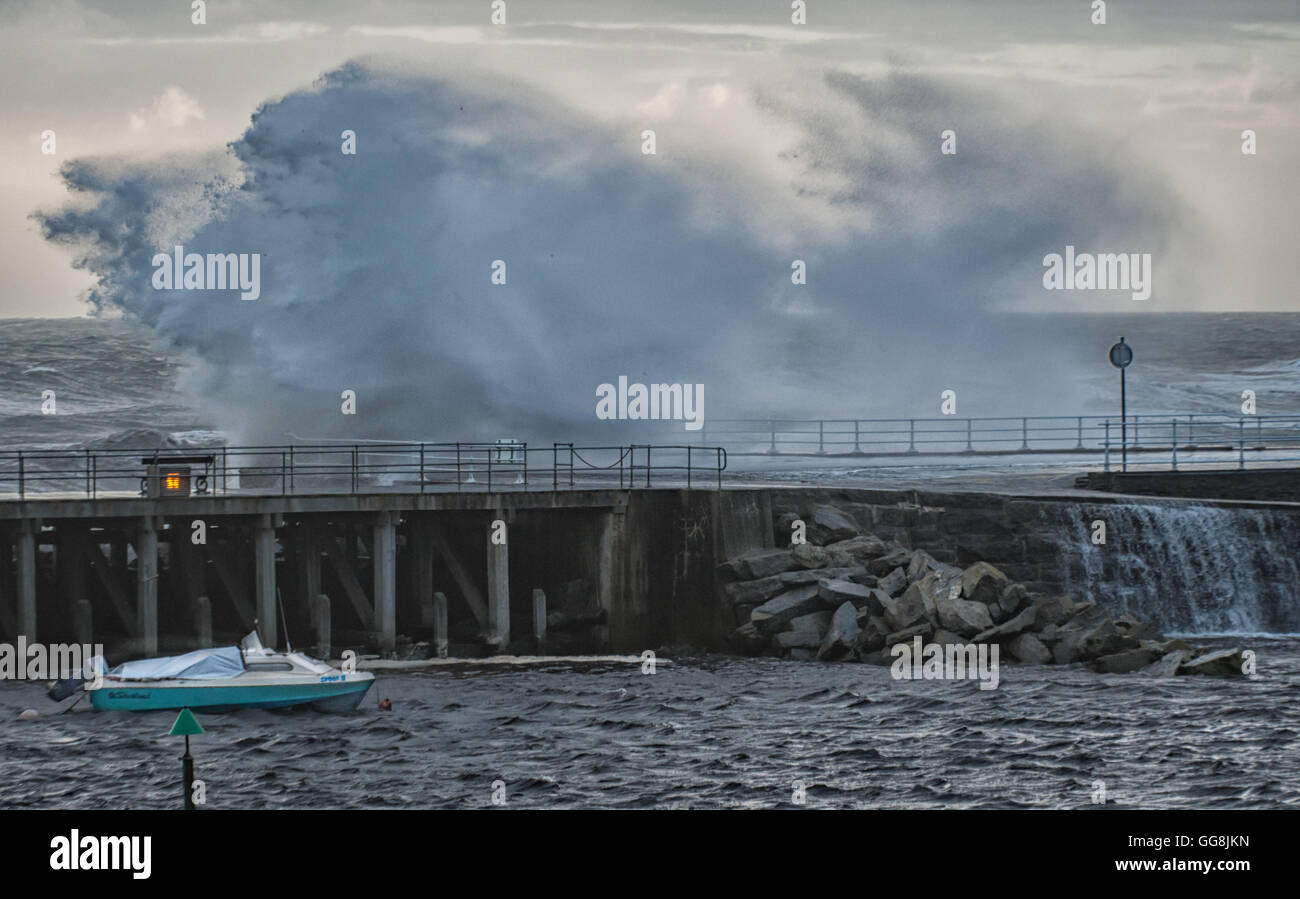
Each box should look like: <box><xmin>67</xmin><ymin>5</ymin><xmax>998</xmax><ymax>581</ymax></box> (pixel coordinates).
<box><xmin>222</xmin><ymin>446</ymin><xmax>228</xmax><ymax>494</ymax></box>
<box><xmin>487</xmin><ymin>449</ymin><xmax>493</xmax><ymax>492</ymax></box>
<box><xmin>420</xmin><ymin>444</ymin><xmax>426</xmax><ymax>494</ymax></box>
<box><xmin>908</xmin><ymin>419</ymin><xmax>916</xmax><ymax>453</ymax></box>
<box><xmin>1021</xmin><ymin>417</ymin><xmax>1029</xmax><ymax>451</ymax></box>
<box><xmin>456</xmin><ymin>443</ymin><xmax>462</xmax><ymax>491</ymax></box>
<box><xmin>1076</xmin><ymin>416</ymin><xmax>1084</xmax><ymax>450</ymax></box>
<box><xmin>965</xmin><ymin>418</ymin><xmax>973</xmax><ymax>452</ymax></box>
<box><xmin>1104</xmin><ymin>420</ymin><xmax>1111</xmax><ymax>472</ymax></box>
<box><xmin>18</xmin><ymin>451</ymin><xmax>24</xmax><ymax>499</ymax></box>
<box><xmin>522</xmin><ymin>442</ymin><xmax>528</xmax><ymax>490</ymax></box>
<box><xmin>817</xmin><ymin>420</ymin><xmax>825</xmax><ymax>455</ymax></box>
<box><xmin>1171</xmin><ymin>418</ymin><xmax>1178</xmax><ymax>471</ymax></box>
<box><xmin>687</xmin><ymin>445</ymin><xmax>692</xmax><ymax>488</ymax></box>
<box><xmin>91</xmin><ymin>454</ymin><xmax>97</xmax><ymax>499</ymax></box>
<box><xmin>281</xmin><ymin>450</ymin><xmax>287</xmax><ymax>495</ymax></box>
<box><xmin>289</xmin><ymin>446</ymin><xmax>294</xmax><ymax>494</ymax></box>
<box><xmin>1239</xmin><ymin>419</ymin><xmax>1246</xmax><ymax>470</ymax></box>
<box><xmin>769</xmin><ymin>421</ymin><xmax>777</xmax><ymax>454</ymax></box>
<box><xmin>351</xmin><ymin>445</ymin><xmax>358</xmax><ymax>494</ymax></box>
<box><xmin>85</xmin><ymin>448</ymin><xmax>91</xmax><ymax>498</ymax></box>
<box><xmin>853</xmin><ymin>420</ymin><xmax>861</xmax><ymax>453</ymax></box>
<box><xmin>717</xmin><ymin>448</ymin><xmax>723</xmax><ymax>490</ymax></box>
<box><xmin>646</xmin><ymin>445</ymin><xmax>652</xmax><ymax>488</ymax></box>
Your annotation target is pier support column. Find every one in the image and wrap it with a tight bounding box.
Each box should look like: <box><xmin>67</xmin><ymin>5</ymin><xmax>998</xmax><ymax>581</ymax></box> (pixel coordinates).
<box><xmin>16</xmin><ymin>519</ymin><xmax>38</xmax><ymax>640</ymax></box>
<box><xmin>74</xmin><ymin>599</ymin><xmax>93</xmax><ymax>649</ymax></box>
<box><xmin>194</xmin><ymin>597</ymin><xmax>212</xmax><ymax>648</ymax></box>
<box><xmin>487</xmin><ymin>513</ymin><xmax>510</xmax><ymax>650</ymax></box>
<box><xmin>532</xmin><ymin>588</ymin><xmax>547</xmax><ymax>652</ymax></box>
<box><xmin>311</xmin><ymin>593</ymin><xmax>331</xmax><ymax>660</ymax></box>
<box><xmin>136</xmin><ymin>516</ymin><xmax>158</xmax><ymax>656</ymax></box>
<box><xmin>255</xmin><ymin>514</ymin><xmax>279</xmax><ymax>648</ymax></box>
<box><xmin>433</xmin><ymin>591</ymin><xmax>448</xmax><ymax>659</ymax></box>
<box><xmin>297</xmin><ymin>522</ymin><xmax>321</xmax><ymax>612</ymax></box>
<box><xmin>373</xmin><ymin>512</ymin><xmax>397</xmax><ymax>654</ymax></box>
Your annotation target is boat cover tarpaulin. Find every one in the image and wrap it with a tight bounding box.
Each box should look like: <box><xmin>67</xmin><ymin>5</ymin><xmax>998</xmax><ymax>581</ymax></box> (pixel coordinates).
<box><xmin>109</xmin><ymin>646</ymin><xmax>245</xmax><ymax>681</ymax></box>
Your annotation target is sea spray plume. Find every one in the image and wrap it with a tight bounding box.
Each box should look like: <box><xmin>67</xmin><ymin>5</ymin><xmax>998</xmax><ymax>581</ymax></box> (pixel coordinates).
<box><xmin>38</xmin><ymin>63</ymin><xmax>778</xmax><ymax>443</ymax></box>
<box><xmin>35</xmin><ymin>62</ymin><xmax>1194</xmax><ymax>442</ymax></box>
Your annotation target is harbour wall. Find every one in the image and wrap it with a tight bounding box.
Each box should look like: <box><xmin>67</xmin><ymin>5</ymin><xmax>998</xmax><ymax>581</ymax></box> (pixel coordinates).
<box><xmin>1</xmin><ymin>485</ymin><xmax>1296</xmax><ymax>659</ymax></box>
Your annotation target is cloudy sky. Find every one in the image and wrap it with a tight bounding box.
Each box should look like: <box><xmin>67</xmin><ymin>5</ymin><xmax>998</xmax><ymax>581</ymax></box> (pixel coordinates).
<box><xmin>1</xmin><ymin>0</ymin><xmax>1296</xmax><ymax>320</ymax></box>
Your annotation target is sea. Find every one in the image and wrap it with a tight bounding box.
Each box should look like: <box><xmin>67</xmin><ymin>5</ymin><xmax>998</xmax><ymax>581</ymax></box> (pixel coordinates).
<box><xmin>1</xmin><ymin>312</ymin><xmax>1298</xmax><ymax>809</ymax></box>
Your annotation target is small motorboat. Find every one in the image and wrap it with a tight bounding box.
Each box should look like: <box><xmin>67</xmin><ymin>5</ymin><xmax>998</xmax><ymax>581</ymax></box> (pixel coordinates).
<box><xmin>51</xmin><ymin>631</ymin><xmax>374</xmax><ymax>713</ymax></box>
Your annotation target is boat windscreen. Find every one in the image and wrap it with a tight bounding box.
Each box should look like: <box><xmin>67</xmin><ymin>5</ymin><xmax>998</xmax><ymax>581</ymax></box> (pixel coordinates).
<box><xmin>108</xmin><ymin>646</ymin><xmax>245</xmax><ymax>681</ymax></box>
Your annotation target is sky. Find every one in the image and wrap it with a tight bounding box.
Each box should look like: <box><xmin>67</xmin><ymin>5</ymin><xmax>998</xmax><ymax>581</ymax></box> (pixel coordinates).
<box><xmin>0</xmin><ymin>0</ymin><xmax>1297</xmax><ymax>440</ymax></box>
<box><xmin>1</xmin><ymin>0</ymin><xmax>1296</xmax><ymax>318</ymax></box>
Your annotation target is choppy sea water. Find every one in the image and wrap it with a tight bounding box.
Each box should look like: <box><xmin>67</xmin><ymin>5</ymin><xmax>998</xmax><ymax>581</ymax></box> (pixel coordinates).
<box><xmin>2</xmin><ymin>643</ymin><xmax>1295</xmax><ymax>810</ymax></box>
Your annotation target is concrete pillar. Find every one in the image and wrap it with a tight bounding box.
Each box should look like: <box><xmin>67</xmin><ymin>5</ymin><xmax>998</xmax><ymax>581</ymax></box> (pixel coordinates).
<box><xmin>136</xmin><ymin>516</ymin><xmax>158</xmax><ymax>656</ymax></box>
<box><xmin>532</xmin><ymin>588</ymin><xmax>547</xmax><ymax>652</ymax></box>
<box><xmin>372</xmin><ymin>512</ymin><xmax>397</xmax><ymax>654</ymax></box>
<box><xmin>60</xmin><ymin>529</ymin><xmax>87</xmax><ymax>634</ymax></box>
<box><xmin>297</xmin><ymin>522</ymin><xmax>321</xmax><ymax>611</ymax></box>
<box><xmin>74</xmin><ymin>599</ymin><xmax>93</xmax><ymax>649</ymax></box>
<box><xmin>311</xmin><ymin>593</ymin><xmax>331</xmax><ymax>660</ymax></box>
<box><xmin>194</xmin><ymin>596</ymin><xmax>212</xmax><ymax>648</ymax></box>
<box><xmin>594</xmin><ymin>511</ymin><xmax>620</xmax><ymax>650</ymax></box>
<box><xmin>432</xmin><ymin>591</ymin><xmax>448</xmax><ymax>659</ymax></box>
<box><xmin>411</xmin><ymin>520</ymin><xmax>434</xmax><ymax>635</ymax></box>
<box><xmin>16</xmin><ymin>519</ymin><xmax>38</xmax><ymax>640</ymax></box>
<box><xmin>254</xmin><ymin>514</ymin><xmax>278</xmax><ymax>648</ymax></box>
<box><xmin>487</xmin><ymin>513</ymin><xmax>510</xmax><ymax>649</ymax></box>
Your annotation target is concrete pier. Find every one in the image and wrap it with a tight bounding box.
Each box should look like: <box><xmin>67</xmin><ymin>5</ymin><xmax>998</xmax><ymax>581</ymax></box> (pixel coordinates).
<box><xmin>136</xmin><ymin>516</ymin><xmax>158</xmax><ymax>656</ymax></box>
<box><xmin>8</xmin><ymin>484</ymin><xmax>1293</xmax><ymax>659</ymax></box>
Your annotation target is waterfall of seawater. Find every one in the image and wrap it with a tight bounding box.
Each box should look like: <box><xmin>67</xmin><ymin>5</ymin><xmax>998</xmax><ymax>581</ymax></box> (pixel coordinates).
<box><xmin>1047</xmin><ymin>501</ymin><xmax>1300</xmax><ymax>635</ymax></box>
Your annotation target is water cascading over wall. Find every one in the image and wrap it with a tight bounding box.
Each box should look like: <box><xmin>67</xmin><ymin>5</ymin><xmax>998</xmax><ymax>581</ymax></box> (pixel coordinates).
<box><xmin>1044</xmin><ymin>501</ymin><xmax>1300</xmax><ymax>636</ymax></box>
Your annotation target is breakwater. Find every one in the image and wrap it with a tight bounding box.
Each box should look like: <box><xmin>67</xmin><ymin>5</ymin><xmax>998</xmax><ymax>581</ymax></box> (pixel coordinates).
<box><xmin>1</xmin><ymin>485</ymin><xmax>1296</xmax><ymax>662</ymax></box>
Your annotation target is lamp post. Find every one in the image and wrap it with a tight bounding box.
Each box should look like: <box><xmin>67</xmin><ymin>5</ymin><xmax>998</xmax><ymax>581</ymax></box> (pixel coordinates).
<box><xmin>1108</xmin><ymin>337</ymin><xmax>1133</xmax><ymax>472</ymax></box>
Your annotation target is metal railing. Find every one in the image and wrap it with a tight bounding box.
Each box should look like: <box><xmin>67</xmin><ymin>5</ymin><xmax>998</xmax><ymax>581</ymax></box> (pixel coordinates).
<box><xmin>0</xmin><ymin>442</ymin><xmax>727</xmax><ymax>499</ymax></box>
<box><xmin>697</xmin><ymin>413</ymin><xmax>1300</xmax><ymax>468</ymax></box>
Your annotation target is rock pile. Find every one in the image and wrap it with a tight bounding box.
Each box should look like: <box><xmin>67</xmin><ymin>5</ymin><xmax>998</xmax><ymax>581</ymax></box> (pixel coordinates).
<box><xmin>722</xmin><ymin>505</ymin><xmax>1245</xmax><ymax>677</ymax></box>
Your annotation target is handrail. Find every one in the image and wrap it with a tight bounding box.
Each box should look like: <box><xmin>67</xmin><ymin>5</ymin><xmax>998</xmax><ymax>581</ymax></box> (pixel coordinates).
<box><xmin>0</xmin><ymin>441</ymin><xmax>728</xmax><ymax>498</ymax></box>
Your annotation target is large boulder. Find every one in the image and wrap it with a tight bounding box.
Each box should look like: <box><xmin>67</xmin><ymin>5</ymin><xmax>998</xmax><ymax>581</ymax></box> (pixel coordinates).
<box><xmin>851</xmin><ymin>614</ymin><xmax>891</xmax><ymax>654</ymax></box>
<box><xmin>998</xmin><ymin>583</ymin><xmax>1029</xmax><ymax>619</ymax></box>
<box><xmin>1092</xmin><ymin>646</ymin><xmax>1163</xmax><ymax>674</ymax></box>
<box><xmin>775</xmin><ymin>629</ymin><xmax>825</xmax><ymax>649</ymax></box>
<box><xmin>750</xmin><ymin>585</ymin><xmax>827</xmax><ymax>632</ymax></box>
<box><xmin>723</xmin><ymin>575</ymin><xmax>788</xmax><ymax>606</ymax></box>
<box><xmin>1140</xmin><ymin>649</ymin><xmax>1190</xmax><ymax>677</ymax></box>
<box><xmin>719</xmin><ymin>548</ymin><xmax>799</xmax><ymax>582</ymax></box>
<box><xmin>790</xmin><ymin>543</ymin><xmax>832</xmax><ymax>569</ymax></box>
<box><xmin>1178</xmin><ymin>648</ymin><xmax>1246</xmax><ymax>677</ymax></box>
<box><xmin>1006</xmin><ymin>633</ymin><xmax>1052</xmax><ymax>665</ymax></box>
<box><xmin>960</xmin><ymin>562</ymin><xmax>1010</xmax><ymax>608</ymax></box>
<box><xmin>936</xmin><ymin>595</ymin><xmax>995</xmax><ymax>637</ymax></box>
<box><xmin>1114</xmin><ymin>613</ymin><xmax>1157</xmax><ymax>642</ymax></box>
<box><xmin>885</xmin><ymin>621</ymin><xmax>933</xmax><ymax>646</ymax></box>
<box><xmin>818</xmin><ymin>578</ymin><xmax>879</xmax><ymax>611</ymax></box>
<box><xmin>1030</xmin><ymin>595</ymin><xmax>1074</xmax><ymax>629</ymax></box>
<box><xmin>866</xmin><ymin>548</ymin><xmax>913</xmax><ymax>577</ymax></box>
<box><xmin>817</xmin><ymin>602</ymin><xmax>862</xmax><ymax>661</ymax></box>
<box><xmin>877</xmin><ymin>567</ymin><xmax>908</xmax><ymax>597</ymax></box>
<box><xmin>906</xmin><ymin>550</ymin><xmax>943</xmax><ymax>582</ymax></box>
<box><xmin>780</xmin><ymin>565</ymin><xmax>866</xmax><ymax>586</ymax></box>
<box><xmin>885</xmin><ymin>582</ymin><xmax>933</xmax><ymax>632</ymax></box>
<box><xmin>1052</xmin><ymin>612</ymin><xmax>1134</xmax><ymax>665</ymax></box>
<box><xmin>971</xmin><ymin>605</ymin><xmax>1037</xmax><ymax>644</ymax></box>
<box><xmin>805</xmin><ymin>505</ymin><xmax>861</xmax><ymax>545</ymax></box>
<box><xmin>788</xmin><ymin>610</ymin><xmax>833</xmax><ymax>635</ymax></box>
<box><xmin>823</xmin><ymin>534</ymin><xmax>888</xmax><ymax>562</ymax></box>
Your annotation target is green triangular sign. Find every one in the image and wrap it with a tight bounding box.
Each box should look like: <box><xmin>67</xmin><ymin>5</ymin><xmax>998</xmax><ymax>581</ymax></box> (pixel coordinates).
<box><xmin>169</xmin><ymin>708</ymin><xmax>204</xmax><ymax>737</ymax></box>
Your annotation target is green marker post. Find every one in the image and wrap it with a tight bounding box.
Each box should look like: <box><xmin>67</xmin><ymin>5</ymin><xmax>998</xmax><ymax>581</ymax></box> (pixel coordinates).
<box><xmin>169</xmin><ymin>708</ymin><xmax>204</xmax><ymax>810</ymax></box>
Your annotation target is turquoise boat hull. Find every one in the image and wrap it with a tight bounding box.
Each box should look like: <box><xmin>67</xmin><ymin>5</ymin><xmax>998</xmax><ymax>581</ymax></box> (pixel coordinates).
<box><xmin>89</xmin><ymin>677</ymin><xmax>373</xmax><ymax>713</ymax></box>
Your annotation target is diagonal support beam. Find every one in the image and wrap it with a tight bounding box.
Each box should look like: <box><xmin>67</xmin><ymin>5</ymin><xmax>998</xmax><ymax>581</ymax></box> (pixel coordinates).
<box><xmin>321</xmin><ymin>533</ymin><xmax>375</xmax><ymax>629</ymax></box>
<box><xmin>428</xmin><ymin>524</ymin><xmax>488</xmax><ymax>628</ymax></box>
